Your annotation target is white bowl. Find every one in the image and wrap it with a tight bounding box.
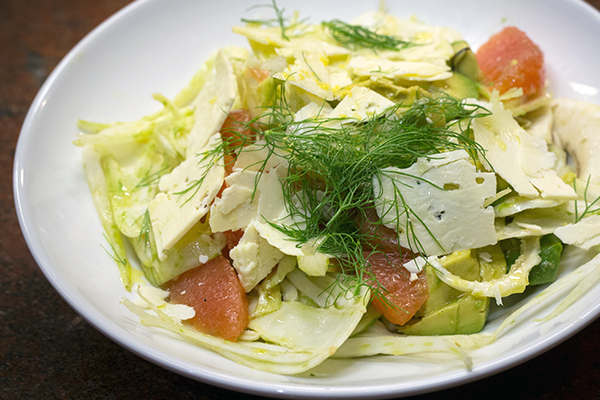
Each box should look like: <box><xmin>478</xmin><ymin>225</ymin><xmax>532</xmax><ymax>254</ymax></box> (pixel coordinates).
<box><xmin>13</xmin><ymin>0</ymin><xmax>600</xmax><ymax>398</ymax></box>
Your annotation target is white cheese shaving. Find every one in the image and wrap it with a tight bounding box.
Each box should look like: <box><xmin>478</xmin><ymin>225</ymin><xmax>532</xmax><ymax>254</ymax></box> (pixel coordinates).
<box><xmin>133</xmin><ymin>285</ymin><xmax>195</xmax><ymax>321</ymax></box>
<box><xmin>373</xmin><ymin>149</ymin><xmax>497</xmax><ymax>256</ymax></box>
<box><xmin>162</xmin><ymin>304</ymin><xmax>196</xmax><ymax>321</ymax></box>
<box><xmin>291</xmin><ymin>101</ymin><xmax>334</xmax><ymax>136</ymax></box>
<box><xmin>233</xmin><ymin>141</ymin><xmax>288</xmax><ymax>172</ymax></box>
<box><xmin>187</xmin><ymin>50</ymin><xmax>237</xmax><ymax>158</ymax></box>
<box><xmin>148</xmin><ymin>135</ymin><xmax>224</xmax><ymax>259</ymax></box>
<box><xmin>209</xmin><ymin>165</ymin><xmax>287</xmax><ymax>233</ymax></box>
<box><xmin>274</xmin><ymin>50</ymin><xmax>334</xmax><ymax>101</ymax></box>
<box><xmin>253</xmin><ymin>189</ymin><xmax>312</xmax><ymax>257</ymax></box>
<box><xmin>328</xmin><ymin>86</ymin><xmax>395</xmax><ymax>122</ymax></box>
<box><xmin>230</xmin><ymin>221</ymin><xmax>285</xmax><ymax>292</ymax></box>
<box><xmin>404</xmin><ymin>256</ymin><xmax>427</xmax><ymax>282</ymax></box>
<box><xmin>403</xmin><ymin>256</ymin><xmax>427</xmax><ymax>274</ymax></box>
<box><xmin>478</xmin><ymin>252</ymin><xmax>492</xmax><ymax>263</ymax></box>
<box><xmin>554</xmin><ymin>215</ymin><xmax>600</xmax><ymax>250</ymax></box>
<box><xmin>135</xmin><ymin>285</ymin><xmax>170</xmax><ymax>307</ymax></box>
<box><xmin>472</xmin><ymin>93</ymin><xmax>576</xmax><ymax>200</ymax></box>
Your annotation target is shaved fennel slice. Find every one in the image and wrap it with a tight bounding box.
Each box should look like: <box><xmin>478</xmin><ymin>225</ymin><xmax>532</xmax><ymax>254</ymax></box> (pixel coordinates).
<box><xmin>121</xmin><ymin>297</ymin><xmax>330</xmax><ymax>375</ymax></box>
<box><xmin>334</xmin><ymin>321</ymin><xmax>475</xmax><ymax>369</ymax></box>
<box><xmin>538</xmin><ymin>252</ymin><xmax>600</xmax><ymax>322</ymax></box>
<box><xmin>430</xmin><ymin>237</ymin><xmax>541</xmax><ymax>305</ymax></box>
<box><xmin>83</xmin><ymin>146</ymin><xmax>133</xmax><ymax>290</ymax></box>
<box><xmin>249</xmin><ymin>296</ymin><xmax>367</xmax><ymax>352</ymax></box>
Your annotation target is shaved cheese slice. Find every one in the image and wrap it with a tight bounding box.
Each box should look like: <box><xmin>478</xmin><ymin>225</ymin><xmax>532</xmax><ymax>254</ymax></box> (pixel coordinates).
<box><xmin>230</xmin><ymin>221</ymin><xmax>284</xmax><ymax>292</ymax></box>
<box><xmin>554</xmin><ymin>215</ymin><xmax>600</xmax><ymax>250</ymax></box>
<box><xmin>149</xmin><ymin>135</ymin><xmax>224</xmax><ymax>259</ymax></box>
<box><xmin>134</xmin><ymin>285</ymin><xmax>195</xmax><ymax>321</ymax></box>
<box><xmin>275</xmin><ymin>50</ymin><xmax>334</xmax><ymax>101</ymax></box>
<box><xmin>373</xmin><ymin>150</ymin><xmax>497</xmax><ymax>256</ymax></box>
<box><xmin>253</xmin><ymin>214</ymin><xmax>305</xmax><ymax>257</ymax></box>
<box><xmin>291</xmin><ymin>102</ymin><xmax>334</xmax><ymax>136</ymax></box>
<box><xmin>329</xmin><ymin>86</ymin><xmax>395</xmax><ymax>121</ymax></box>
<box><xmin>209</xmin><ymin>167</ymin><xmax>285</xmax><ymax>233</ymax></box>
<box><xmin>328</xmin><ymin>66</ymin><xmax>353</xmax><ymax>92</ymax></box>
<box><xmin>187</xmin><ymin>50</ymin><xmax>237</xmax><ymax>158</ymax></box>
<box><xmin>209</xmin><ymin>169</ymin><xmax>258</xmax><ymax>232</ymax></box>
<box><xmin>472</xmin><ymin>94</ymin><xmax>576</xmax><ymax>200</ymax></box>
<box><xmin>252</xmin><ymin>188</ymin><xmax>313</xmax><ymax>257</ymax></box>
<box><xmin>233</xmin><ymin>141</ymin><xmax>288</xmax><ymax>172</ymax></box>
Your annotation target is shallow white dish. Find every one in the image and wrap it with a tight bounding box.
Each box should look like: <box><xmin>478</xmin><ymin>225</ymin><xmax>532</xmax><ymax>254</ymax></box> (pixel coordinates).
<box><xmin>13</xmin><ymin>0</ymin><xmax>600</xmax><ymax>398</ymax></box>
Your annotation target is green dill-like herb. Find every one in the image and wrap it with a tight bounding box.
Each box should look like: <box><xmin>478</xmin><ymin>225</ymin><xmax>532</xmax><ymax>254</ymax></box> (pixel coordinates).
<box><xmin>137</xmin><ymin>210</ymin><xmax>152</xmax><ymax>250</ymax></box>
<box><xmin>300</xmin><ymin>52</ymin><xmax>322</xmax><ymax>82</ymax></box>
<box><xmin>241</xmin><ymin>0</ymin><xmax>309</xmax><ymax>41</ymax></box>
<box><xmin>574</xmin><ymin>175</ymin><xmax>600</xmax><ymax>223</ymax></box>
<box><xmin>261</xmin><ymin>95</ymin><xmax>487</xmax><ymax>263</ymax></box>
<box><xmin>272</xmin><ymin>0</ymin><xmax>290</xmax><ymax>40</ymax></box>
<box><xmin>323</xmin><ymin>19</ymin><xmax>414</xmax><ymax>51</ymax></box>
<box><xmin>172</xmin><ymin>154</ymin><xmax>217</xmax><ymax>205</ymax></box>
<box><xmin>136</xmin><ymin>163</ymin><xmax>174</xmax><ymax>188</ymax></box>
<box><xmin>101</xmin><ymin>233</ymin><xmax>128</xmax><ymax>267</ymax></box>
<box><xmin>182</xmin><ymin>83</ymin><xmax>489</xmax><ymax>302</ymax></box>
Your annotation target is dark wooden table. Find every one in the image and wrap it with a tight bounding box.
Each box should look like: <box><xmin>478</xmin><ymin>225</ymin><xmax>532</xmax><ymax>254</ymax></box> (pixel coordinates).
<box><xmin>3</xmin><ymin>1</ymin><xmax>600</xmax><ymax>399</ymax></box>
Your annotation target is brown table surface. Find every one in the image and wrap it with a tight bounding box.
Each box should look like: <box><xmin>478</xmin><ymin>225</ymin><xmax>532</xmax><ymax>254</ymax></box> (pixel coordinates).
<box><xmin>3</xmin><ymin>1</ymin><xmax>600</xmax><ymax>399</ymax></box>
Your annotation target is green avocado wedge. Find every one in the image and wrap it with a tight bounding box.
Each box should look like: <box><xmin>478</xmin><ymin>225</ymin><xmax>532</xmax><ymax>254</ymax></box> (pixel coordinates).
<box><xmin>501</xmin><ymin>234</ymin><xmax>563</xmax><ymax>286</ymax></box>
<box><xmin>398</xmin><ymin>245</ymin><xmax>505</xmax><ymax>336</ymax></box>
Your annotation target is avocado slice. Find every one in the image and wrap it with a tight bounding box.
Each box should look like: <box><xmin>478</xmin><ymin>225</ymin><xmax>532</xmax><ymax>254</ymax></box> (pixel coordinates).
<box><xmin>414</xmin><ymin>249</ymin><xmax>478</xmax><ymax>317</ymax></box>
<box><xmin>450</xmin><ymin>40</ymin><xmax>484</xmax><ymax>82</ymax></box>
<box><xmin>500</xmin><ymin>234</ymin><xmax>563</xmax><ymax>286</ymax></box>
<box><xmin>399</xmin><ymin>245</ymin><xmax>506</xmax><ymax>335</ymax></box>
<box><xmin>400</xmin><ymin>294</ymin><xmax>489</xmax><ymax>335</ymax></box>
<box><xmin>432</xmin><ymin>72</ymin><xmax>481</xmax><ymax>101</ymax></box>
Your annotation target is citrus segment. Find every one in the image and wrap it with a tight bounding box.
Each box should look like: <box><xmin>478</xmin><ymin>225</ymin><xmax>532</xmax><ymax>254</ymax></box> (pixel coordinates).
<box><xmin>366</xmin><ymin>252</ymin><xmax>429</xmax><ymax>325</ymax></box>
<box><xmin>476</xmin><ymin>27</ymin><xmax>545</xmax><ymax>95</ymax></box>
<box><xmin>163</xmin><ymin>255</ymin><xmax>249</xmax><ymax>341</ymax></box>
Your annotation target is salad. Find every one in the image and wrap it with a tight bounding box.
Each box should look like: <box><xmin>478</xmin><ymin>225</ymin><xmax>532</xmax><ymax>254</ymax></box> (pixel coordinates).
<box><xmin>75</xmin><ymin>3</ymin><xmax>600</xmax><ymax>375</ymax></box>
